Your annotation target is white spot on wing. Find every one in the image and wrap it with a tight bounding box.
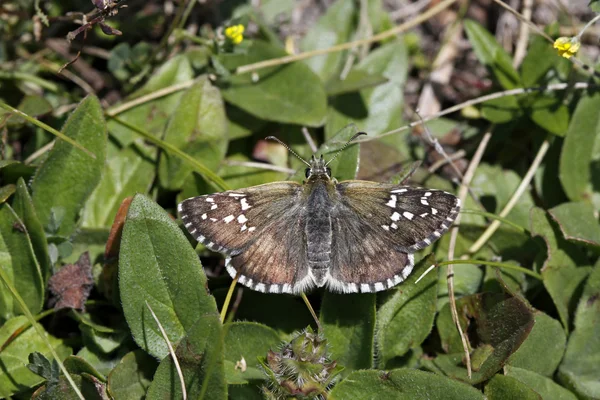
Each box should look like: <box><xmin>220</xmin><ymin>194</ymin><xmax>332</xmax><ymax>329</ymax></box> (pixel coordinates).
<box><xmin>241</xmin><ymin>198</ymin><xmax>251</xmax><ymax>210</ymax></box>
<box><xmin>241</xmin><ymin>225</ymin><xmax>247</xmax><ymax>232</ymax></box>
<box><xmin>201</xmin><ymin>213</ymin><xmax>207</xmax><ymax>220</ymax></box>
<box><xmin>237</xmin><ymin>214</ymin><xmax>247</xmax><ymax>224</ymax></box>
<box><xmin>386</xmin><ymin>194</ymin><xmax>397</xmax><ymax>208</ymax></box>
<box><xmin>211</xmin><ymin>204</ymin><xmax>218</xmax><ymax>210</ymax></box>
<box><xmin>403</xmin><ymin>211</ymin><xmax>414</xmax><ymax>220</ymax></box>
<box><xmin>248</xmin><ymin>226</ymin><xmax>256</xmax><ymax>232</ymax></box>
<box><xmin>360</xmin><ymin>283</ymin><xmax>371</xmax><ymax>292</ymax></box>
<box><xmin>374</xmin><ymin>282</ymin><xmax>385</xmax><ymax>291</ymax></box>
<box><xmin>223</xmin><ymin>215</ymin><xmax>234</xmax><ymax>223</ymax></box>
<box><xmin>382</xmin><ymin>225</ymin><xmax>390</xmax><ymax>231</ymax></box>
<box><xmin>392</xmin><ymin>188</ymin><xmax>408</xmax><ymax>193</ymax></box>
<box><xmin>431</xmin><ymin>208</ymin><xmax>438</xmax><ymax>215</ymax></box>
<box><xmin>391</xmin><ymin>212</ymin><xmax>401</xmax><ymax>221</ymax></box>
<box><xmin>391</xmin><ymin>223</ymin><xmax>398</xmax><ymax>229</ymax></box>
<box><xmin>177</xmin><ymin>203</ymin><xmax>183</xmax><ymax>213</ymax></box>
<box><xmin>255</xmin><ymin>283</ymin><xmax>266</xmax><ymax>292</ymax></box>
<box><xmin>420</xmin><ymin>213</ymin><xmax>428</xmax><ymax>218</ymax></box>
<box><xmin>206</xmin><ymin>198</ymin><xmax>214</xmax><ymax>202</ymax></box>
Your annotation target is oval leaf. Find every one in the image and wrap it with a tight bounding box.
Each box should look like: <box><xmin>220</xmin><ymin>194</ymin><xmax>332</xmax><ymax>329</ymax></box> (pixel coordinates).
<box><xmin>119</xmin><ymin>194</ymin><xmax>219</xmax><ymax>358</ymax></box>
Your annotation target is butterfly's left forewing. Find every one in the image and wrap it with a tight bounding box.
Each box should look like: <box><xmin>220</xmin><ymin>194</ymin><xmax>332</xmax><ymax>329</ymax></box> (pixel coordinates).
<box><xmin>179</xmin><ymin>181</ymin><xmax>311</xmax><ymax>293</ymax></box>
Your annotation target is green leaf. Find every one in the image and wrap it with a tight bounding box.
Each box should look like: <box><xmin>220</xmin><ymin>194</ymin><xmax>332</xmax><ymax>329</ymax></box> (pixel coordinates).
<box><xmin>506</xmin><ymin>366</ymin><xmax>578</xmax><ymax>400</ymax></box>
<box><xmin>464</xmin><ymin>20</ymin><xmax>520</xmax><ymax>89</ymax></box>
<box><xmin>146</xmin><ymin>313</ymin><xmax>226</xmax><ymax>400</ymax></box>
<box><xmin>81</xmin><ymin>143</ymin><xmax>155</xmax><ymax>228</ymax></box>
<box><xmin>558</xmin><ymin>259</ymin><xmax>600</xmax><ymax>399</ymax></box>
<box><xmin>590</xmin><ymin>0</ymin><xmax>600</xmax><ymax>13</ymax></box>
<box><xmin>480</xmin><ymin>95</ymin><xmax>523</xmax><ymax>123</ymax></box>
<box><xmin>63</xmin><ymin>355</ymin><xmax>107</xmax><ymax>382</ymax></box>
<box><xmin>520</xmin><ymin>34</ymin><xmax>570</xmax><ymax>86</ymax></box>
<box><xmin>12</xmin><ymin>178</ymin><xmax>50</xmax><ymax>284</ymax></box>
<box><xmin>159</xmin><ymin>76</ymin><xmax>228</xmax><ymax>190</ymax></box>
<box><xmin>329</xmin><ymin>369</ymin><xmax>485</xmax><ymax>399</ymax></box>
<box><xmin>318</xmin><ymin>124</ymin><xmax>361</xmax><ymax>181</ymax></box>
<box><xmin>220</xmin><ymin>40</ymin><xmax>327</xmax><ymax>127</ymax></box>
<box><xmin>507</xmin><ymin>311</ymin><xmax>566</xmax><ymax>376</ymax></box>
<box><xmin>107</xmin><ymin>55</ymin><xmax>194</xmax><ymax>146</ymax></box>
<box><xmin>27</xmin><ymin>352</ymin><xmax>59</xmax><ymax>382</ymax></box>
<box><xmin>325</xmin><ymin>69</ymin><xmax>388</xmax><ymax>96</ymax></box>
<box><xmin>559</xmin><ymin>91</ymin><xmax>600</xmax><ymax>209</ymax></box>
<box><xmin>223</xmin><ymin>322</ymin><xmax>281</xmax><ymax>384</ymax></box>
<box><xmin>549</xmin><ymin>202</ymin><xmax>600</xmax><ymax>247</ymax></box>
<box><xmin>31</xmin><ymin>373</ymin><xmax>109</xmax><ymax>400</ymax></box>
<box><xmin>376</xmin><ymin>254</ymin><xmax>438</xmax><ymax>369</ymax></box>
<box><xmin>484</xmin><ymin>374</ymin><xmax>542</xmax><ymax>400</ymax></box>
<box><xmin>0</xmin><ymin>316</ymin><xmax>71</xmax><ymax>398</ymax></box>
<box><xmin>30</xmin><ymin>95</ymin><xmax>107</xmax><ymax>237</ymax></box>
<box><xmin>0</xmin><ymin>203</ymin><xmax>44</xmax><ymax>321</ymax></box>
<box><xmin>107</xmin><ymin>350</ymin><xmax>157</xmax><ymax>400</ymax></box>
<box><xmin>326</xmin><ymin>40</ymin><xmax>409</xmax><ymax>152</ymax></box>
<box><xmin>529</xmin><ymin>94</ymin><xmax>570</xmax><ymax>136</ymax></box>
<box><xmin>430</xmin><ymin>292</ymin><xmax>534</xmax><ymax>384</ymax></box>
<box><xmin>320</xmin><ymin>292</ymin><xmax>375</xmax><ymax>377</ymax></box>
<box><xmin>530</xmin><ymin>207</ymin><xmax>590</xmax><ymax>329</ymax></box>
<box><xmin>119</xmin><ymin>194</ymin><xmax>219</xmax><ymax>358</ymax></box>
<box><xmin>300</xmin><ymin>0</ymin><xmax>356</xmax><ymax>81</ymax></box>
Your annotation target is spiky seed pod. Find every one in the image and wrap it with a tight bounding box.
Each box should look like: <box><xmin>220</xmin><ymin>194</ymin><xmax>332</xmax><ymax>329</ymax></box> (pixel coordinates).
<box><xmin>260</xmin><ymin>327</ymin><xmax>343</xmax><ymax>400</ymax></box>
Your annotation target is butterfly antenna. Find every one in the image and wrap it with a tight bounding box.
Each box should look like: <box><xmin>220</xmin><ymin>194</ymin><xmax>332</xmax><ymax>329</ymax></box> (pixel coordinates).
<box><xmin>265</xmin><ymin>136</ymin><xmax>311</xmax><ymax>167</ymax></box>
<box><xmin>325</xmin><ymin>132</ymin><xmax>367</xmax><ymax>166</ymax></box>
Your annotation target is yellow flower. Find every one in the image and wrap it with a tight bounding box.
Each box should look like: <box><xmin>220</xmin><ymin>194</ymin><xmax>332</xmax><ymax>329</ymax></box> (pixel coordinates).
<box><xmin>225</xmin><ymin>24</ymin><xmax>245</xmax><ymax>45</ymax></box>
<box><xmin>553</xmin><ymin>37</ymin><xmax>580</xmax><ymax>59</ymax></box>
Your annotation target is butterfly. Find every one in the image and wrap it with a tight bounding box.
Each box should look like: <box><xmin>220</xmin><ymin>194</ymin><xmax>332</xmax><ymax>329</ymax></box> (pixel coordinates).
<box><xmin>178</xmin><ymin>133</ymin><xmax>460</xmax><ymax>295</ymax></box>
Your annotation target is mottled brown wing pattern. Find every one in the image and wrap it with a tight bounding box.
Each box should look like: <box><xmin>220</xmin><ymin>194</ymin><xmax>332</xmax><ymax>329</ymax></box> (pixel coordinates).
<box><xmin>178</xmin><ymin>182</ymin><xmax>307</xmax><ymax>293</ymax></box>
<box><xmin>326</xmin><ymin>181</ymin><xmax>460</xmax><ymax>293</ymax></box>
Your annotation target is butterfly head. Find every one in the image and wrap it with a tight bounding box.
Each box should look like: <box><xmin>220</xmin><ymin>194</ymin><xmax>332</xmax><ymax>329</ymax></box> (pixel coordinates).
<box><xmin>305</xmin><ymin>155</ymin><xmax>332</xmax><ymax>181</ymax></box>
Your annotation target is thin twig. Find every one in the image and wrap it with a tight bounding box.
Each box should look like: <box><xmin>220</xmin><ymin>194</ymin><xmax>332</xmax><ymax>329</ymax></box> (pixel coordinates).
<box><xmin>105</xmin><ymin>79</ymin><xmax>196</xmax><ymax>117</ymax></box>
<box><xmin>24</xmin><ymin>140</ymin><xmax>54</xmax><ymax>164</ymax></box>
<box><xmin>146</xmin><ymin>301</ymin><xmax>187</xmax><ymax>400</ymax></box>
<box><xmin>363</xmin><ymin>82</ymin><xmax>592</xmax><ymax>143</ymax></box>
<box><xmin>447</xmin><ymin>130</ymin><xmax>492</xmax><ymax>379</ymax></box>
<box><xmin>224</xmin><ymin>160</ymin><xmax>296</xmax><ymax>174</ymax></box>
<box><xmin>220</xmin><ymin>274</ymin><xmax>239</xmax><ymax>324</ymax></box>
<box><xmin>428</xmin><ymin>150</ymin><xmax>466</xmax><ymax>173</ymax></box>
<box><xmin>465</xmin><ymin>139</ymin><xmax>550</xmax><ymax>256</ymax></box>
<box><xmin>302</xmin><ymin>127</ymin><xmax>318</xmax><ymax>153</ymax></box>
<box><xmin>235</xmin><ymin>0</ymin><xmax>458</xmax><ymax>74</ymax></box>
<box><xmin>301</xmin><ymin>293</ymin><xmax>321</xmax><ymax>331</ymax></box>
<box><xmin>512</xmin><ymin>0</ymin><xmax>533</xmax><ymax>67</ymax></box>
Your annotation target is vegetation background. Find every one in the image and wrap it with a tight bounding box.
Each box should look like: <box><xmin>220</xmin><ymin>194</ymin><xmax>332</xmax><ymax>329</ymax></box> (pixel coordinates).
<box><xmin>0</xmin><ymin>0</ymin><xmax>599</xmax><ymax>399</ymax></box>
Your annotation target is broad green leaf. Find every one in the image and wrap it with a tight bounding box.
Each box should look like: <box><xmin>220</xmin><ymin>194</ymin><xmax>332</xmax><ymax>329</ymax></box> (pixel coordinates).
<box><xmin>0</xmin><ymin>316</ymin><xmax>71</xmax><ymax>398</ymax></box>
<box><xmin>226</xmin><ymin>104</ymin><xmax>266</xmax><ymax>140</ymax></box>
<box><xmin>484</xmin><ymin>374</ymin><xmax>542</xmax><ymax>400</ymax></box>
<box><xmin>326</xmin><ymin>40</ymin><xmax>409</xmax><ymax>155</ymax></box>
<box><xmin>30</xmin><ymin>95</ymin><xmax>107</xmax><ymax>237</ymax></box>
<box><xmin>107</xmin><ymin>350</ymin><xmax>157</xmax><ymax>400</ymax></box>
<box><xmin>320</xmin><ymin>292</ymin><xmax>375</xmax><ymax>377</ymax></box>
<box><xmin>0</xmin><ymin>203</ymin><xmax>44</xmax><ymax>321</ymax></box>
<box><xmin>506</xmin><ymin>366</ymin><xmax>578</xmax><ymax>400</ymax></box>
<box><xmin>521</xmin><ymin>34</ymin><xmax>570</xmax><ymax>86</ymax></box>
<box><xmin>318</xmin><ymin>124</ymin><xmax>361</xmax><ymax>181</ymax></box>
<box><xmin>159</xmin><ymin>77</ymin><xmax>228</xmax><ymax>190</ymax></box>
<box><xmin>591</xmin><ymin>0</ymin><xmax>600</xmax><ymax>12</ymax></box>
<box><xmin>559</xmin><ymin>91</ymin><xmax>600</xmax><ymax>209</ymax></box>
<box><xmin>530</xmin><ymin>207</ymin><xmax>590</xmax><ymax>329</ymax></box>
<box><xmin>300</xmin><ymin>0</ymin><xmax>356</xmax><ymax>81</ymax></box>
<box><xmin>430</xmin><ymin>292</ymin><xmax>534</xmax><ymax>384</ymax></box>
<box><xmin>82</xmin><ymin>143</ymin><xmax>155</xmax><ymax>228</ymax></box>
<box><xmin>376</xmin><ymin>254</ymin><xmax>438</xmax><ymax>369</ymax></box>
<box><xmin>507</xmin><ymin>311</ymin><xmax>566</xmax><ymax>376</ymax></box>
<box><xmin>223</xmin><ymin>322</ymin><xmax>281</xmax><ymax>384</ymax></box>
<box><xmin>329</xmin><ymin>369</ymin><xmax>484</xmax><ymax>399</ymax></box>
<box><xmin>119</xmin><ymin>194</ymin><xmax>219</xmax><ymax>358</ymax></box>
<box><xmin>0</xmin><ymin>184</ymin><xmax>15</xmax><ymax>203</ymax></box>
<box><xmin>31</xmin><ymin>374</ymin><xmax>108</xmax><ymax>400</ymax></box>
<box><xmin>325</xmin><ymin>69</ymin><xmax>388</xmax><ymax>96</ymax></box>
<box><xmin>107</xmin><ymin>55</ymin><xmax>194</xmax><ymax>146</ymax></box>
<box><xmin>558</xmin><ymin>260</ymin><xmax>600</xmax><ymax>399</ymax></box>
<box><xmin>63</xmin><ymin>355</ymin><xmax>106</xmax><ymax>382</ymax></box>
<box><xmin>529</xmin><ymin>94</ymin><xmax>570</xmax><ymax>136</ymax></box>
<box><xmin>146</xmin><ymin>313</ymin><xmax>226</xmax><ymax>400</ymax></box>
<box><xmin>12</xmin><ymin>178</ymin><xmax>50</xmax><ymax>284</ymax></box>
<box><xmin>480</xmin><ymin>95</ymin><xmax>523</xmax><ymax>123</ymax></box>
<box><xmin>220</xmin><ymin>40</ymin><xmax>327</xmax><ymax>127</ymax></box>
<box><xmin>76</xmin><ymin>346</ymin><xmax>127</xmax><ymax>378</ymax></box>
<box><xmin>464</xmin><ymin>20</ymin><xmax>520</xmax><ymax>89</ymax></box>
<box><xmin>549</xmin><ymin>202</ymin><xmax>600</xmax><ymax>247</ymax></box>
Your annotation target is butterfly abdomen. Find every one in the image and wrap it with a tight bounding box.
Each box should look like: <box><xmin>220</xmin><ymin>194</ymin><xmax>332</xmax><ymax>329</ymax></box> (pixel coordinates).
<box><xmin>305</xmin><ymin>182</ymin><xmax>333</xmax><ymax>286</ymax></box>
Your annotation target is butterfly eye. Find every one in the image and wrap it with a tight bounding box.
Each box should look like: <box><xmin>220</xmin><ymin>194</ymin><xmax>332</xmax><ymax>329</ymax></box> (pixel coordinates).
<box><xmin>326</xmin><ymin>167</ymin><xmax>332</xmax><ymax>177</ymax></box>
<box><xmin>305</xmin><ymin>168</ymin><xmax>311</xmax><ymax>178</ymax></box>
